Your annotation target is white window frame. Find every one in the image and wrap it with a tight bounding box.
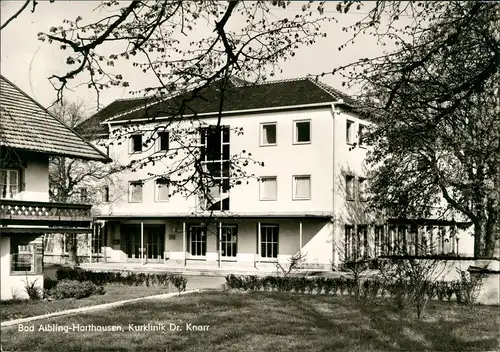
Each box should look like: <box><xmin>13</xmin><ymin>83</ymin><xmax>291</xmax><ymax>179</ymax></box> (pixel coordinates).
<box><xmin>260</xmin><ymin>122</ymin><xmax>277</xmax><ymax>146</ymax></box>
<box><xmin>260</xmin><ymin>224</ymin><xmax>279</xmax><ymax>259</ymax></box>
<box><xmin>293</xmin><ymin>120</ymin><xmax>311</xmax><ymax>144</ymax></box>
<box><xmin>292</xmin><ymin>175</ymin><xmax>311</xmax><ymax>200</ymax></box>
<box><xmin>188</xmin><ymin>225</ymin><xmax>207</xmax><ymax>257</ymax></box>
<box><xmin>259</xmin><ymin>176</ymin><xmax>277</xmax><ymax>201</ymax></box>
<box><xmin>346</xmin><ymin>120</ymin><xmax>355</xmax><ymax>145</ymax></box>
<box><xmin>200</xmin><ymin>125</ymin><xmax>230</xmax><ymax>211</ymax></box>
<box><xmin>219</xmin><ymin>224</ymin><xmax>238</xmax><ymax>258</ymax></box>
<box><xmin>0</xmin><ymin>169</ymin><xmax>19</xmax><ymax>199</ymax></box>
<box><xmin>129</xmin><ymin>133</ymin><xmax>143</xmax><ymax>154</ymax></box>
<box><xmin>128</xmin><ymin>181</ymin><xmax>143</xmax><ymax>203</ymax></box>
<box><xmin>155</xmin><ymin>179</ymin><xmax>170</xmax><ymax>202</ymax></box>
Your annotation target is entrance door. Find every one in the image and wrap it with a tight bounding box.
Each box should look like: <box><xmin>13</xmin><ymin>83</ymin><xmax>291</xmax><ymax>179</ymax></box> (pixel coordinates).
<box><xmin>125</xmin><ymin>226</ymin><xmax>141</xmax><ymax>262</ymax></box>
<box><xmin>124</xmin><ymin>225</ymin><xmax>165</xmax><ymax>263</ymax></box>
<box><xmin>145</xmin><ymin>226</ymin><xmax>165</xmax><ymax>263</ymax></box>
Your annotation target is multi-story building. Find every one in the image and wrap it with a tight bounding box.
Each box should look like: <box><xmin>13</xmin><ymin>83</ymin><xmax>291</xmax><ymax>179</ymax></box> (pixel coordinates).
<box><xmin>0</xmin><ymin>75</ymin><xmax>110</xmax><ymax>299</ymax></box>
<box><xmin>79</xmin><ymin>77</ymin><xmax>474</xmax><ymax>270</ymax></box>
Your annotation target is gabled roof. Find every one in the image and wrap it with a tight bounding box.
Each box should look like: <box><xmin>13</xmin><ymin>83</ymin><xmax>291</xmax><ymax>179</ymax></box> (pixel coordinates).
<box><xmin>0</xmin><ymin>75</ymin><xmax>110</xmax><ymax>162</ymax></box>
<box><xmin>84</xmin><ymin>76</ymin><xmax>357</xmax><ymax>128</ymax></box>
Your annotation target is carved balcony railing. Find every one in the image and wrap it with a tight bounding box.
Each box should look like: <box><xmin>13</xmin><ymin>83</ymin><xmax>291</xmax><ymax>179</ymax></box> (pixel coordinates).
<box><xmin>0</xmin><ymin>199</ymin><xmax>92</xmax><ymax>226</ymax></box>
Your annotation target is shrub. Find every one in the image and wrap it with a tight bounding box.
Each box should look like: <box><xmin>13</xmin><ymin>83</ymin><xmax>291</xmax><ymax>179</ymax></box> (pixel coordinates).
<box><xmin>170</xmin><ymin>275</ymin><xmax>188</xmax><ymax>295</ymax></box>
<box><xmin>305</xmin><ymin>279</ymin><xmax>316</xmax><ymax>294</ymax></box>
<box><xmin>316</xmin><ymin>278</ymin><xmax>326</xmax><ymax>295</ymax></box>
<box><xmin>22</xmin><ymin>277</ymin><xmax>42</xmax><ymax>301</ymax></box>
<box><xmin>455</xmin><ymin>270</ymin><xmax>483</xmax><ymax>306</ymax></box>
<box><xmin>48</xmin><ymin>280</ymin><xmax>105</xmax><ymax>300</ymax></box>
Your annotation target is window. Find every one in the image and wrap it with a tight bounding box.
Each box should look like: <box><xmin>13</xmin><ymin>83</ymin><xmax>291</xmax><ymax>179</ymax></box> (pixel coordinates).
<box><xmin>345</xmin><ymin>225</ymin><xmax>368</xmax><ymax>261</ymax></box>
<box><xmin>293</xmin><ymin>175</ymin><xmax>311</xmax><ymax>200</ymax></box>
<box><xmin>294</xmin><ymin>120</ymin><xmax>311</xmax><ymax>143</ymax></box>
<box><xmin>344</xmin><ymin>225</ymin><xmax>354</xmax><ymax>261</ymax></box>
<box><xmin>80</xmin><ymin>188</ymin><xmax>88</xmax><ymax>202</ymax></box>
<box><xmin>11</xmin><ymin>237</ymin><xmax>34</xmax><ymax>272</ymax></box>
<box><xmin>358</xmin><ymin>225</ymin><xmax>369</xmax><ymax>258</ymax></box>
<box><xmin>158</xmin><ymin>131</ymin><xmax>169</xmax><ymax>151</ymax></box>
<box><xmin>129</xmin><ymin>181</ymin><xmax>143</xmax><ymax>202</ymax></box>
<box><xmin>200</xmin><ymin>125</ymin><xmax>230</xmax><ymax>211</ymax></box>
<box><xmin>64</xmin><ymin>234</ymin><xmax>76</xmax><ymax>254</ymax></box>
<box><xmin>102</xmin><ymin>186</ymin><xmax>110</xmax><ymax>203</ymax></box>
<box><xmin>374</xmin><ymin>225</ymin><xmax>385</xmax><ymax>257</ymax></box>
<box><xmin>189</xmin><ymin>225</ymin><xmax>206</xmax><ymax>256</ymax></box>
<box><xmin>358</xmin><ymin>177</ymin><xmax>367</xmax><ymax>201</ymax></box>
<box><xmin>0</xmin><ymin>169</ymin><xmax>19</xmax><ymax>199</ymax></box>
<box><xmin>219</xmin><ymin>225</ymin><xmax>237</xmax><ymax>257</ymax></box>
<box><xmin>92</xmin><ymin>225</ymin><xmax>103</xmax><ymax>255</ymax></box>
<box><xmin>260</xmin><ymin>224</ymin><xmax>278</xmax><ymax>258</ymax></box>
<box><xmin>346</xmin><ymin>120</ymin><xmax>354</xmax><ymax>144</ymax></box>
<box><xmin>155</xmin><ymin>178</ymin><xmax>170</xmax><ymax>202</ymax></box>
<box><xmin>130</xmin><ymin>134</ymin><xmax>143</xmax><ymax>153</ymax></box>
<box><xmin>358</xmin><ymin>124</ymin><xmax>366</xmax><ymax>147</ymax></box>
<box><xmin>260</xmin><ymin>123</ymin><xmax>277</xmax><ymax>146</ymax></box>
<box><xmin>345</xmin><ymin>175</ymin><xmax>354</xmax><ymax>200</ymax></box>
<box><xmin>260</xmin><ymin>176</ymin><xmax>277</xmax><ymax>201</ymax></box>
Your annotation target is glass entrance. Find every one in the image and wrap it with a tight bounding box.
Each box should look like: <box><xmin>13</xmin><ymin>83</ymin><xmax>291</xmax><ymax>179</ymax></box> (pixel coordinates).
<box><xmin>146</xmin><ymin>226</ymin><xmax>165</xmax><ymax>262</ymax></box>
<box><xmin>124</xmin><ymin>225</ymin><xmax>165</xmax><ymax>262</ymax></box>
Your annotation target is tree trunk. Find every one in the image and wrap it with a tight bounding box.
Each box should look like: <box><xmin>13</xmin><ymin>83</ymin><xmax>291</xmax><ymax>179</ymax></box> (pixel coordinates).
<box><xmin>473</xmin><ymin>221</ymin><xmax>484</xmax><ymax>258</ymax></box>
<box><xmin>484</xmin><ymin>206</ymin><xmax>499</xmax><ymax>258</ymax></box>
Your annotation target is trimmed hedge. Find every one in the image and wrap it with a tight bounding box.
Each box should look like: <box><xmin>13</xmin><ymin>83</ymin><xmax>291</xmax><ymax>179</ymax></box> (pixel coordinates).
<box><xmin>224</xmin><ymin>274</ymin><xmax>480</xmax><ymax>303</ymax></box>
<box><xmin>55</xmin><ymin>268</ymin><xmax>187</xmax><ymax>291</ymax></box>
<box><xmin>48</xmin><ymin>280</ymin><xmax>105</xmax><ymax>300</ymax></box>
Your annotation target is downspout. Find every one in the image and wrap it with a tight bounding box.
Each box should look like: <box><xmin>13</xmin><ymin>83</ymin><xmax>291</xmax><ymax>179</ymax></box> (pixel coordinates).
<box><xmin>330</xmin><ymin>101</ymin><xmax>343</xmax><ymax>268</ymax></box>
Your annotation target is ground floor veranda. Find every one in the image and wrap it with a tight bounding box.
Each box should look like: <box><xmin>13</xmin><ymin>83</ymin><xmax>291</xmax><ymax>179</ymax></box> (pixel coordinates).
<box><xmin>44</xmin><ymin>214</ymin><xmax>476</xmax><ymax>270</ymax></box>
<box><xmin>94</xmin><ymin>215</ymin><xmax>334</xmax><ymax>269</ymax></box>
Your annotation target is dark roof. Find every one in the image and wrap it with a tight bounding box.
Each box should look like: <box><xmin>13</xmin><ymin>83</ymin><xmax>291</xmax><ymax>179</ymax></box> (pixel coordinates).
<box><xmin>0</xmin><ymin>75</ymin><xmax>110</xmax><ymax>162</ymax></box>
<box><xmin>75</xmin><ymin>97</ymin><xmax>153</xmax><ymax>137</ymax></box>
<box><xmin>84</xmin><ymin>77</ymin><xmax>357</xmax><ymax>127</ymax></box>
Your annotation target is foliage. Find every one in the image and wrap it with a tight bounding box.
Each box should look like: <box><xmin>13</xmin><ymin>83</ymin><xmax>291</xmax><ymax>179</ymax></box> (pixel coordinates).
<box><xmin>330</xmin><ymin>1</ymin><xmax>500</xmax><ymax>258</ymax></box>
<box><xmin>55</xmin><ymin>267</ymin><xmax>186</xmax><ymax>288</ymax></box>
<box><xmin>224</xmin><ymin>273</ymin><xmax>479</xmax><ymax>311</ymax></box>
<box><xmin>454</xmin><ymin>270</ymin><xmax>484</xmax><ymax>306</ymax></box>
<box><xmin>48</xmin><ymin>280</ymin><xmax>105</xmax><ymax>300</ymax></box>
<box><xmin>22</xmin><ymin>277</ymin><xmax>42</xmax><ymax>301</ymax></box>
<box><xmin>378</xmin><ymin>257</ymin><xmax>441</xmax><ymax>319</ymax></box>
<box><xmin>274</xmin><ymin>252</ymin><xmax>306</xmax><ymax>278</ymax></box>
<box><xmin>170</xmin><ymin>275</ymin><xmax>188</xmax><ymax>296</ymax></box>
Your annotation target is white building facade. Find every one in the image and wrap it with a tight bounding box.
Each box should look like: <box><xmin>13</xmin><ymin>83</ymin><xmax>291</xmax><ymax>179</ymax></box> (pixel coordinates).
<box><xmin>82</xmin><ymin>77</ymin><xmax>474</xmax><ymax>270</ymax></box>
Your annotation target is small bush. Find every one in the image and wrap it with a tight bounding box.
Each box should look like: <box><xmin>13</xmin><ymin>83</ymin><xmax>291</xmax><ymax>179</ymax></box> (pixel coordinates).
<box><xmin>23</xmin><ymin>277</ymin><xmax>42</xmax><ymax>301</ymax></box>
<box><xmin>455</xmin><ymin>270</ymin><xmax>483</xmax><ymax>306</ymax></box>
<box><xmin>170</xmin><ymin>275</ymin><xmax>188</xmax><ymax>295</ymax></box>
<box><xmin>48</xmin><ymin>280</ymin><xmax>105</xmax><ymax>299</ymax></box>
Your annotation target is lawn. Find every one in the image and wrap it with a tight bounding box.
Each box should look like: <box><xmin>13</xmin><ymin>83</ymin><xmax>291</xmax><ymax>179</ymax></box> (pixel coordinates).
<box><xmin>1</xmin><ymin>291</ymin><xmax>498</xmax><ymax>352</ymax></box>
<box><xmin>0</xmin><ymin>284</ymin><xmax>175</xmax><ymax>322</ymax></box>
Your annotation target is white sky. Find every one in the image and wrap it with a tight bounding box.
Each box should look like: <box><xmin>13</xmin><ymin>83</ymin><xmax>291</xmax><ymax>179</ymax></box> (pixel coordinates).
<box><xmin>0</xmin><ymin>1</ymin><xmax>394</xmax><ymax>114</ymax></box>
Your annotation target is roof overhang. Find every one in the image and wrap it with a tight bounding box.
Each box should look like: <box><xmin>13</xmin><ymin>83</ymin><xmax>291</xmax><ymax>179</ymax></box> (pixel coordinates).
<box><xmin>96</xmin><ymin>212</ymin><xmax>332</xmax><ymax>221</ymax></box>
<box><xmin>104</xmin><ymin>101</ymin><xmax>346</xmax><ymax>126</ymax></box>
<box><xmin>0</xmin><ymin>146</ymin><xmax>111</xmax><ymax>163</ymax></box>
<box><xmin>0</xmin><ymin>227</ymin><xmax>93</xmax><ymax>234</ymax></box>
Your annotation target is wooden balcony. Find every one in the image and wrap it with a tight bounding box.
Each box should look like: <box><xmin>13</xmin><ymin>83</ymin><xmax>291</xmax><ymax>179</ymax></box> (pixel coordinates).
<box><xmin>0</xmin><ymin>199</ymin><xmax>92</xmax><ymax>227</ymax></box>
